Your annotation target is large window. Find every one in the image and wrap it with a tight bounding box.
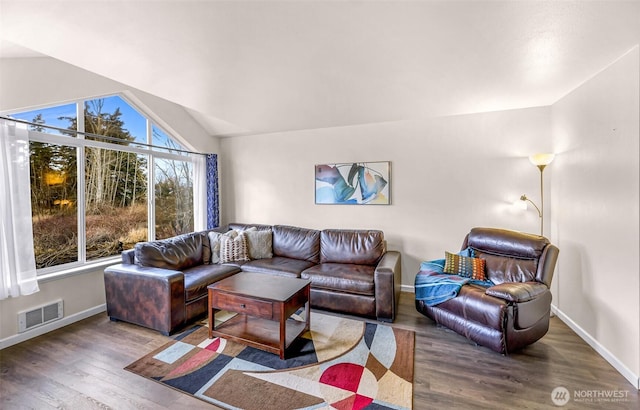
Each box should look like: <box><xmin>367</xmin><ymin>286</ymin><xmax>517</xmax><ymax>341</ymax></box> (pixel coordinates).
<box><xmin>8</xmin><ymin>95</ymin><xmax>197</xmax><ymax>272</ymax></box>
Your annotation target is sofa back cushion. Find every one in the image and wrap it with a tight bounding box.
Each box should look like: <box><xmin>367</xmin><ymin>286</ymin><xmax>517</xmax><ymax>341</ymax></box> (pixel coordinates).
<box><xmin>465</xmin><ymin>227</ymin><xmax>549</xmax><ymax>285</ymax></box>
<box><xmin>272</xmin><ymin>225</ymin><xmax>320</xmax><ymax>263</ymax></box>
<box><xmin>228</xmin><ymin>223</ymin><xmax>273</xmax><ymax>232</ymax></box>
<box><xmin>135</xmin><ymin>232</ymin><xmax>204</xmax><ymax>270</ymax></box>
<box><xmin>320</xmin><ymin>229</ymin><xmax>385</xmax><ymax>265</ymax></box>
<box><xmin>470</xmin><ymin>251</ymin><xmax>538</xmax><ymax>284</ymax></box>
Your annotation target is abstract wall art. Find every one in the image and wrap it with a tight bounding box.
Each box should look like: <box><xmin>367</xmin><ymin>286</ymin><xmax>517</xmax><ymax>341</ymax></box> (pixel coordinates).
<box><xmin>315</xmin><ymin>161</ymin><xmax>390</xmax><ymax>205</ymax></box>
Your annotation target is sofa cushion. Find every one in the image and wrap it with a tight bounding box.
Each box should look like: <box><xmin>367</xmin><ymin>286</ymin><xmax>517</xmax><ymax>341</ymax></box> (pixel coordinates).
<box><xmin>273</xmin><ymin>225</ymin><xmax>321</xmax><ymax>263</ymax></box>
<box><xmin>245</xmin><ymin>229</ymin><xmax>273</xmax><ymax>260</ymax></box>
<box><xmin>220</xmin><ymin>232</ymin><xmax>250</xmax><ymax>263</ymax></box>
<box><xmin>320</xmin><ymin>229</ymin><xmax>385</xmax><ymax>265</ymax></box>
<box><xmin>436</xmin><ymin>284</ymin><xmax>508</xmax><ymax>330</ymax></box>
<box><xmin>444</xmin><ymin>251</ymin><xmax>486</xmax><ymax>281</ymax></box>
<box><xmin>310</xmin><ymin>288</ymin><xmax>376</xmax><ymax>318</ymax></box>
<box><xmin>183</xmin><ymin>264</ymin><xmax>241</xmax><ymax>302</ymax></box>
<box><xmin>240</xmin><ymin>256</ymin><xmax>315</xmax><ymax>278</ymax></box>
<box><xmin>135</xmin><ymin>232</ymin><xmax>204</xmax><ymax>270</ymax></box>
<box><xmin>302</xmin><ymin>263</ymin><xmax>375</xmax><ymax>296</ymax></box>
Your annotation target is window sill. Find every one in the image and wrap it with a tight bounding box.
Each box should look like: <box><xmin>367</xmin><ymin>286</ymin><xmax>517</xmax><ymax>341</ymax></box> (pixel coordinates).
<box><xmin>37</xmin><ymin>257</ymin><xmax>121</xmax><ymax>284</ymax></box>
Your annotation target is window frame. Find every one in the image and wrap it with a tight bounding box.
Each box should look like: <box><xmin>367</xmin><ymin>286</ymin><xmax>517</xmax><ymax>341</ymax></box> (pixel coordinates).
<box><xmin>5</xmin><ymin>93</ymin><xmax>197</xmax><ymax>279</ymax></box>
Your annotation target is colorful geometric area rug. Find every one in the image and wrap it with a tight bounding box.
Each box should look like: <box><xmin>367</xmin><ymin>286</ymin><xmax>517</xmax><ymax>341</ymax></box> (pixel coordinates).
<box><xmin>125</xmin><ymin>311</ymin><xmax>414</xmax><ymax>409</ymax></box>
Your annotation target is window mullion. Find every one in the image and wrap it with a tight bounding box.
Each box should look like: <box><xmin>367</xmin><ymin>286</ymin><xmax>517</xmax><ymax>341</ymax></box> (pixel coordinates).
<box><xmin>76</xmin><ymin>101</ymin><xmax>87</xmax><ymax>263</ymax></box>
<box><xmin>147</xmin><ymin>119</ymin><xmax>155</xmax><ymax>241</ymax></box>
<box><xmin>77</xmin><ymin>145</ymin><xmax>87</xmax><ymax>263</ymax></box>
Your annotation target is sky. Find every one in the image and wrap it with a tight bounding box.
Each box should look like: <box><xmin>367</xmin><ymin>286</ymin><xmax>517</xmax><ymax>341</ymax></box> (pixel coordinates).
<box><xmin>8</xmin><ymin>95</ymin><xmax>181</xmax><ymax>150</ymax></box>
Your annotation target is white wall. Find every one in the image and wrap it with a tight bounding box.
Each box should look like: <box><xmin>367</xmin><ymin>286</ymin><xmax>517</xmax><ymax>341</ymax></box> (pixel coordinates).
<box><xmin>550</xmin><ymin>47</ymin><xmax>640</xmax><ymax>387</ymax></box>
<box><xmin>0</xmin><ymin>56</ymin><xmax>217</xmax><ymax>344</ymax></box>
<box><xmin>220</xmin><ymin>107</ymin><xmax>553</xmax><ymax>288</ymax></box>
<box><xmin>0</xmin><ymin>270</ymin><xmax>106</xmax><ymax>344</ymax></box>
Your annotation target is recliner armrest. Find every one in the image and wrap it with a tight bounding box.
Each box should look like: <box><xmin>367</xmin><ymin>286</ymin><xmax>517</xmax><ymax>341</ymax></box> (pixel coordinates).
<box><xmin>374</xmin><ymin>250</ymin><xmax>401</xmax><ymax>322</ymax></box>
<box><xmin>485</xmin><ymin>281</ymin><xmax>548</xmax><ymax>303</ymax></box>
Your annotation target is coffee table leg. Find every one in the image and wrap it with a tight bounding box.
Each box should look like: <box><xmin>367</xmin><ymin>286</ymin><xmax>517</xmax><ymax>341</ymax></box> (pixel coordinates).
<box><xmin>208</xmin><ymin>289</ymin><xmax>214</xmax><ymax>339</ymax></box>
<box><xmin>280</xmin><ymin>305</ymin><xmax>286</xmax><ymax>360</ymax></box>
<box><xmin>304</xmin><ymin>285</ymin><xmax>311</xmax><ymax>332</ymax></box>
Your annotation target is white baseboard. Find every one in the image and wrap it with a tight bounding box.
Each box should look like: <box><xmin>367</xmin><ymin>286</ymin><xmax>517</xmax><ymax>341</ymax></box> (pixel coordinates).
<box><xmin>401</xmin><ymin>284</ymin><xmax>415</xmax><ymax>293</ymax></box>
<box><xmin>552</xmin><ymin>305</ymin><xmax>640</xmax><ymax>390</ymax></box>
<box><xmin>399</xmin><ymin>289</ymin><xmax>638</xmax><ymax>389</ymax></box>
<box><xmin>0</xmin><ymin>304</ymin><xmax>106</xmax><ymax>350</ymax></box>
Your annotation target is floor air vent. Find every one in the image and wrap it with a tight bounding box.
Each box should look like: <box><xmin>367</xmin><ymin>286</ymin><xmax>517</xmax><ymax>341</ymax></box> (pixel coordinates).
<box><xmin>18</xmin><ymin>300</ymin><xmax>63</xmax><ymax>333</ymax></box>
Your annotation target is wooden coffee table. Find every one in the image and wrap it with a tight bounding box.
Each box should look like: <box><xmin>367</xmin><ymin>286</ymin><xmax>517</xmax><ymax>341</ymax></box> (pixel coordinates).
<box><xmin>207</xmin><ymin>272</ymin><xmax>311</xmax><ymax>359</ymax></box>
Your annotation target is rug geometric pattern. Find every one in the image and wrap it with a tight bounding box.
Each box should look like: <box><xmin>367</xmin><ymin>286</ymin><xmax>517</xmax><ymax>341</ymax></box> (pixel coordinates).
<box><xmin>125</xmin><ymin>312</ymin><xmax>414</xmax><ymax>410</ymax></box>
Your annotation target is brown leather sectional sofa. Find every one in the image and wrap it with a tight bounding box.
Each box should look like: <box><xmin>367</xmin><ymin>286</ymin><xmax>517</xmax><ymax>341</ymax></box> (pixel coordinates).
<box><xmin>104</xmin><ymin>224</ymin><xmax>401</xmax><ymax>335</ymax></box>
<box><xmin>415</xmin><ymin>227</ymin><xmax>559</xmax><ymax>354</ymax></box>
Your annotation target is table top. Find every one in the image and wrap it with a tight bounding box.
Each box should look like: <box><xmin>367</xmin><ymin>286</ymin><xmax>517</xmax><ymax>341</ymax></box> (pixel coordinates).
<box><xmin>208</xmin><ymin>272</ymin><xmax>310</xmax><ymax>302</ymax></box>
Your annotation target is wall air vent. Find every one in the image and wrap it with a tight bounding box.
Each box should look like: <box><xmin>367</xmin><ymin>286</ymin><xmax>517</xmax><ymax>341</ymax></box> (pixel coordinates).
<box><xmin>18</xmin><ymin>300</ymin><xmax>63</xmax><ymax>333</ymax></box>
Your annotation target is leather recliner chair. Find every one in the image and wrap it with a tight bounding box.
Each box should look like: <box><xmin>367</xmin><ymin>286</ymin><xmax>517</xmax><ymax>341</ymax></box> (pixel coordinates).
<box><xmin>415</xmin><ymin>227</ymin><xmax>559</xmax><ymax>354</ymax></box>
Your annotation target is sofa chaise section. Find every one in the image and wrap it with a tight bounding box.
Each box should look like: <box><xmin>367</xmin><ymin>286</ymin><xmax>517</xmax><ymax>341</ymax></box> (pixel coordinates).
<box><xmin>104</xmin><ymin>231</ymin><xmax>240</xmax><ymax>335</ymax></box>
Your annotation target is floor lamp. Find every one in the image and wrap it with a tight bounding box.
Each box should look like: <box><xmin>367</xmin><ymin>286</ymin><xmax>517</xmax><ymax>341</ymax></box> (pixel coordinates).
<box><xmin>519</xmin><ymin>153</ymin><xmax>554</xmax><ymax>236</ymax></box>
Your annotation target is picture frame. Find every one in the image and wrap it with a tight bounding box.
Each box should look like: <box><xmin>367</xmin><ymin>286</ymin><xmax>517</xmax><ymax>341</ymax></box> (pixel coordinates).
<box><xmin>315</xmin><ymin>161</ymin><xmax>391</xmax><ymax>205</ymax></box>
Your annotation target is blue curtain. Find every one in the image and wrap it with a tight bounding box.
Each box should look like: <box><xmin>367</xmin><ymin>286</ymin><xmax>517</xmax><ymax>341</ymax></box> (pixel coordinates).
<box><xmin>205</xmin><ymin>154</ymin><xmax>219</xmax><ymax>229</ymax></box>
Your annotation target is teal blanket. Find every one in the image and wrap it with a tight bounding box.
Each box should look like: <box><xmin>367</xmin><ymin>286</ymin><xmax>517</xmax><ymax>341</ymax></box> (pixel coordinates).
<box><xmin>415</xmin><ymin>258</ymin><xmax>491</xmax><ymax>306</ymax></box>
<box><xmin>415</xmin><ymin>271</ymin><xmax>470</xmax><ymax>306</ymax></box>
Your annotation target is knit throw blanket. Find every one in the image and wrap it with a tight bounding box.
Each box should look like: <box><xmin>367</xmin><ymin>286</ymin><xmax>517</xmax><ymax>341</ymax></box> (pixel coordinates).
<box><xmin>415</xmin><ymin>270</ymin><xmax>470</xmax><ymax>306</ymax></box>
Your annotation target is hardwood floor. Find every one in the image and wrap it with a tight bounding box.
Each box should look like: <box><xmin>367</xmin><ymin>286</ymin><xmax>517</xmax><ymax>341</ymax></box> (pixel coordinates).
<box><xmin>1</xmin><ymin>292</ymin><xmax>637</xmax><ymax>409</ymax></box>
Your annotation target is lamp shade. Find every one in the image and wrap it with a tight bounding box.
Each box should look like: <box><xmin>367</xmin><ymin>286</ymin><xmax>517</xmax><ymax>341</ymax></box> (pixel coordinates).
<box><xmin>529</xmin><ymin>153</ymin><xmax>555</xmax><ymax>166</ymax></box>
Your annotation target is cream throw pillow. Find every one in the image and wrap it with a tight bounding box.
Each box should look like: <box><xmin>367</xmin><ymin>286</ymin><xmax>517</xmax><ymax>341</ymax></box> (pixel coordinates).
<box><xmin>208</xmin><ymin>230</ymin><xmax>237</xmax><ymax>264</ymax></box>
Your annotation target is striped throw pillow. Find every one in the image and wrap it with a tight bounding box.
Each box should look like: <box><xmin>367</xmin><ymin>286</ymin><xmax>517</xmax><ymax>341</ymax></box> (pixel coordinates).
<box><xmin>220</xmin><ymin>232</ymin><xmax>249</xmax><ymax>263</ymax></box>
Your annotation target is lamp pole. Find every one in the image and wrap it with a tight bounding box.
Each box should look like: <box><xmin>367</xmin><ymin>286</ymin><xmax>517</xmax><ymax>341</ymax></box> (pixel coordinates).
<box><xmin>537</xmin><ymin>163</ymin><xmax>546</xmax><ymax>236</ymax></box>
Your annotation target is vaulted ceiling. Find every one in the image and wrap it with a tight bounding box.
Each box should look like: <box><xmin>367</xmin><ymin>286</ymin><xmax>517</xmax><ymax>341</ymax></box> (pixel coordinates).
<box><xmin>1</xmin><ymin>1</ymin><xmax>639</xmax><ymax>137</ymax></box>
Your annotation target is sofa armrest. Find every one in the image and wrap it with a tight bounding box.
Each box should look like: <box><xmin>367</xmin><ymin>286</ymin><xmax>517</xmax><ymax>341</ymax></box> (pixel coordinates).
<box><xmin>104</xmin><ymin>264</ymin><xmax>186</xmax><ymax>335</ymax></box>
<box><xmin>105</xmin><ymin>263</ymin><xmax>183</xmax><ymax>279</ymax></box>
<box><xmin>485</xmin><ymin>281</ymin><xmax>548</xmax><ymax>303</ymax></box>
<box><xmin>374</xmin><ymin>251</ymin><xmax>402</xmax><ymax>322</ymax></box>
